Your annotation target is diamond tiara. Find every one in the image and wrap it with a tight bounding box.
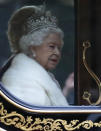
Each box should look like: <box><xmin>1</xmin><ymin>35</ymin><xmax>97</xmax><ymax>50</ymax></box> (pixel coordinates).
<box><xmin>25</xmin><ymin>12</ymin><xmax>58</xmax><ymax>34</ymax></box>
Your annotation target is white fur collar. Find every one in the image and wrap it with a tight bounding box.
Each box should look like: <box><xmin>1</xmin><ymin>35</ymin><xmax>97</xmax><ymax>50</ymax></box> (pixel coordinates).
<box><xmin>2</xmin><ymin>53</ymin><xmax>68</xmax><ymax>106</ymax></box>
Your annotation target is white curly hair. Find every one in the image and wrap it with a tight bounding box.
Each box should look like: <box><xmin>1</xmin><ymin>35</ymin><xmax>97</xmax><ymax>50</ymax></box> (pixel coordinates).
<box><xmin>19</xmin><ymin>27</ymin><xmax>64</xmax><ymax>54</ymax></box>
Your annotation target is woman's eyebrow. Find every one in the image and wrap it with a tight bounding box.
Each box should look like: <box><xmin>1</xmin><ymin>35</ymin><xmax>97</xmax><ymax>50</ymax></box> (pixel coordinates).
<box><xmin>47</xmin><ymin>41</ymin><xmax>63</xmax><ymax>48</ymax></box>
<box><xmin>48</xmin><ymin>42</ymin><xmax>56</xmax><ymax>45</ymax></box>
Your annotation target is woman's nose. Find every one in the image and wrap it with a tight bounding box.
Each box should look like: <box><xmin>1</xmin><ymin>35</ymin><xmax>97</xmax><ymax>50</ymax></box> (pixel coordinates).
<box><xmin>54</xmin><ymin>47</ymin><xmax>60</xmax><ymax>56</ymax></box>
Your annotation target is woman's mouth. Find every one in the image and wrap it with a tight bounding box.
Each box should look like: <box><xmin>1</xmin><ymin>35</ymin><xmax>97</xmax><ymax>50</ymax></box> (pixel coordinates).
<box><xmin>49</xmin><ymin>58</ymin><xmax>58</xmax><ymax>64</ymax></box>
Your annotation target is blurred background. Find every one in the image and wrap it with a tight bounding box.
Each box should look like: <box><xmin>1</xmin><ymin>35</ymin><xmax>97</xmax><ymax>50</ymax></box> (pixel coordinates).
<box><xmin>0</xmin><ymin>0</ymin><xmax>75</xmax><ymax>104</ymax></box>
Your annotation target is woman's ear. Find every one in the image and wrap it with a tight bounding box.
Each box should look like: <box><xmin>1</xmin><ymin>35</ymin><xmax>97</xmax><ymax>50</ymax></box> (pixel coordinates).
<box><xmin>29</xmin><ymin>45</ymin><xmax>36</xmax><ymax>58</ymax></box>
<box><xmin>29</xmin><ymin>45</ymin><xmax>35</xmax><ymax>52</ymax></box>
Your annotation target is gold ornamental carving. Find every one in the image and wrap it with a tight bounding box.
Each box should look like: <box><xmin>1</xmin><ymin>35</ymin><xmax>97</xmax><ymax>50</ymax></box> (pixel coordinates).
<box><xmin>82</xmin><ymin>41</ymin><xmax>101</xmax><ymax>105</ymax></box>
<box><xmin>0</xmin><ymin>102</ymin><xmax>101</xmax><ymax>130</ymax></box>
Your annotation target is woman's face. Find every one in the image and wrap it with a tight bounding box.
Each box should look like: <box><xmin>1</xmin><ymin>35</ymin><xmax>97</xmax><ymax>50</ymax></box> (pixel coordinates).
<box><xmin>32</xmin><ymin>33</ymin><xmax>63</xmax><ymax>70</ymax></box>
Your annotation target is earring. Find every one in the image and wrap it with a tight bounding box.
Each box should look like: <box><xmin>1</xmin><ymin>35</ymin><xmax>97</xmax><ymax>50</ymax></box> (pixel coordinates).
<box><xmin>32</xmin><ymin>52</ymin><xmax>36</xmax><ymax>58</ymax></box>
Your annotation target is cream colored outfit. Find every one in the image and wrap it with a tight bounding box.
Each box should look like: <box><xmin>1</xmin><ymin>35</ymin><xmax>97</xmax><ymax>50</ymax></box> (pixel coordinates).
<box><xmin>1</xmin><ymin>53</ymin><xmax>68</xmax><ymax>106</ymax></box>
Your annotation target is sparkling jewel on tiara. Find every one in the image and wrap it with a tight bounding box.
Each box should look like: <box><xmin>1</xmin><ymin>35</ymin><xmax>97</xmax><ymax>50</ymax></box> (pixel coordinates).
<box><xmin>25</xmin><ymin>14</ymin><xmax>58</xmax><ymax>33</ymax></box>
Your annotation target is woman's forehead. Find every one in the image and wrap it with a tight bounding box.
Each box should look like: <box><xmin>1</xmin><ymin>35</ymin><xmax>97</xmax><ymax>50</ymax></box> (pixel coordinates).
<box><xmin>43</xmin><ymin>33</ymin><xmax>63</xmax><ymax>44</ymax></box>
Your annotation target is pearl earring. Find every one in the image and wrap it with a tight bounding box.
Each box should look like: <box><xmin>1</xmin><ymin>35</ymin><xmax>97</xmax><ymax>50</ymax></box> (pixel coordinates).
<box><xmin>32</xmin><ymin>52</ymin><xmax>36</xmax><ymax>58</ymax></box>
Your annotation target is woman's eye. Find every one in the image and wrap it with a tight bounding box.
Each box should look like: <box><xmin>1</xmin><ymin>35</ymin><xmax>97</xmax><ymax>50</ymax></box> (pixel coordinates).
<box><xmin>49</xmin><ymin>45</ymin><xmax>55</xmax><ymax>49</ymax></box>
<box><xmin>58</xmin><ymin>46</ymin><xmax>62</xmax><ymax>51</ymax></box>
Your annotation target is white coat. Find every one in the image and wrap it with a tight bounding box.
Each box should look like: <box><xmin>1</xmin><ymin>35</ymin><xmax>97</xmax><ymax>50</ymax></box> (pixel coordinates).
<box><xmin>1</xmin><ymin>53</ymin><xmax>68</xmax><ymax>106</ymax></box>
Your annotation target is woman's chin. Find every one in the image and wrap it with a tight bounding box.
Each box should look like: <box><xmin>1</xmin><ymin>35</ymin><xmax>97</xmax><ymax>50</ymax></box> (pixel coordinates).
<box><xmin>47</xmin><ymin>65</ymin><xmax>57</xmax><ymax>71</ymax></box>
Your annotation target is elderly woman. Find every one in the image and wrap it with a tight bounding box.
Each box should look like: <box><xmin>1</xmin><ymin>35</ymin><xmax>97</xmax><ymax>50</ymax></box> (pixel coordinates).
<box><xmin>1</xmin><ymin>5</ymin><xmax>69</xmax><ymax>106</ymax></box>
